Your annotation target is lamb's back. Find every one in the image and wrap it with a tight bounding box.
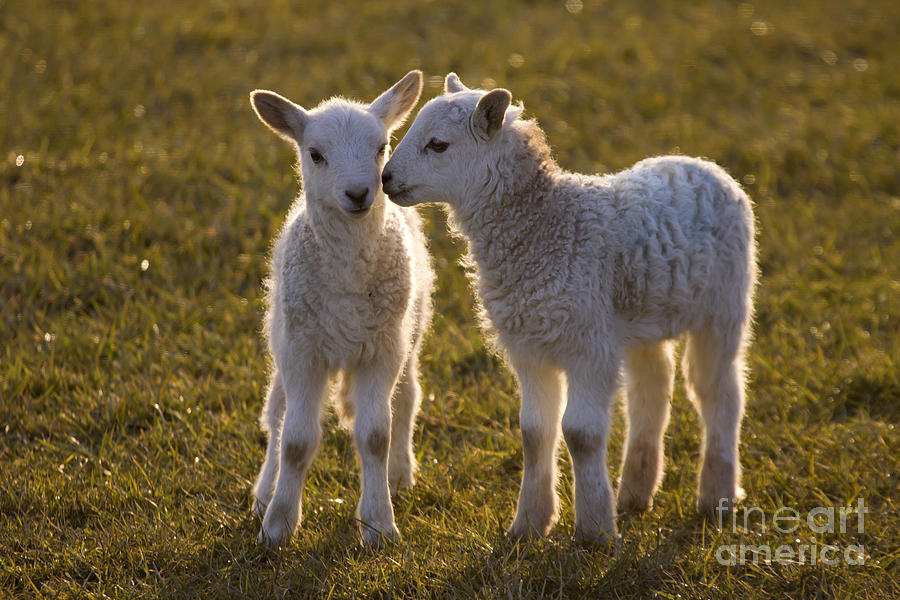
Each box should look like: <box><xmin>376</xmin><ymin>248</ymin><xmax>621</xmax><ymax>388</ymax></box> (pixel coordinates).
<box><xmin>602</xmin><ymin>156</ymin><xmax>753</xmax><ymax>322</ymax></box>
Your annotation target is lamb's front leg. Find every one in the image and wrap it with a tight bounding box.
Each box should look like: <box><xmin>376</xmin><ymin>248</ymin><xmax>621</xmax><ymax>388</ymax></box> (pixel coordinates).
<box><xmin>507</xmin><ymin>354</ymin><xmax>565</xmax><ymax>539</ymax></box>
<box><xmin>351</xmin><ymin>359</ymin><xmax>403</xmax><ymax>546</ymax></box>
<box><xmin>562</xmin><ymin>360</ymin><xmax>619</xmax><ymax>543</ymax></box>
<box><xmin>259</xmin><ymin>364</ymin><xmax>328</xmax><ymax>548</ymax></box>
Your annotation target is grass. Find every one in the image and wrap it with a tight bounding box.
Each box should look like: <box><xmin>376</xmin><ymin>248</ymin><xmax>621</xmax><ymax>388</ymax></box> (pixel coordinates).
<box><xmin>2</xmin><ymin>0</ymin><xmax>899</xmax><ymax>597</ymax></box>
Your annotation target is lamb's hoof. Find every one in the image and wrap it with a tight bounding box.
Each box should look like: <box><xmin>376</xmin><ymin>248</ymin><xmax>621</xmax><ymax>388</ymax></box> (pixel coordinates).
<box><xmin>698</xmin><ymin>491</ymin><xmax>744</xmax><ymax>526</ymax></box>
<box><xmin>616</xmin><ymin>492</ymin><xmax>652</xmax><ymax>516</ymax></box>
<box><xmin>257</xmin><ymin>524</ymin><xmax>291</xmax><ymax>549</ymax></box>
<box><xmin>698</xmin><ymin>486</ymin><xmax>744</xmax><ymax>516</ymax></box>
<box><xmin>360</xmin><ymin>522</ymin><xmax>401</xmax><ymax>548</ymax></box>
<box><xmin>573</xmin><ymin>521</ymin><xmax>617</xmax><ymax>546</ymax></box>
<box><xmin>258</xmin><ymin>509</ymin><xmax>297</xmax><ymax>549</ymax></box>
<box><xmin>507</xmin><ymin>517</ymin><xmax>550</xmax><ymax>541</ymax></box>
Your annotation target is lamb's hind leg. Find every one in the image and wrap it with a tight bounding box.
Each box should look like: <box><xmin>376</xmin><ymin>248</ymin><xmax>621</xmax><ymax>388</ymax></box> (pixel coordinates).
<box><xmin>253</xmin><ymin>372</ymin><xmax>285</xmax><ymax>518</ymax></box>
<box><xmin>684</xmin><ymin>320</ymin><xmax>748</xmax><ymax>512</ymax></box>
<box><xmin>617</xmin><ymin>341</ymin><xmax>675</xmax><ymax>514</ymax></box>
<box><xmin>508</xmin><ymin>353</ymin><xmax>565</xmax><ymax>539</ymax></box>
<box><xmin>259</xmin><ymin>363</ymin><xmax>328</xmax><ymax>548</ymax></box>
<box><xmin>388</xmin><ymin>354</ymin><xmax>421</xmax><ymax>495</ymax></box>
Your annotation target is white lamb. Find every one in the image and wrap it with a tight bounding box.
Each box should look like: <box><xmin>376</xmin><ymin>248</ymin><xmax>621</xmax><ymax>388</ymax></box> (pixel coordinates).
<box><xmin>249</xmin><ymin>70</ymin><xmax>434</xmax><ymax>547</ymax></box>
<box><xmin>382</xmin><ymin>73</ymin><xmax>757</xmax><ymax>542</ymax></box>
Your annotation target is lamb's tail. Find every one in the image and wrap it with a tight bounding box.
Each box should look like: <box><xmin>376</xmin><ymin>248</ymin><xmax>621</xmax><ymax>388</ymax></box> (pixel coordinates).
<box><xmin>333</xmin><ymin>372</ymin><xmax>355</xmax><ymax>429</ymax></box>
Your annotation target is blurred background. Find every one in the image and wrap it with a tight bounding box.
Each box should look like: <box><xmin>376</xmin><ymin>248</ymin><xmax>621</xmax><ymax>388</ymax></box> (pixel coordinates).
<box><xmin>2</xmin><ymin>0</ymin><xmax>898</xmax><ymax>597</ymax></box>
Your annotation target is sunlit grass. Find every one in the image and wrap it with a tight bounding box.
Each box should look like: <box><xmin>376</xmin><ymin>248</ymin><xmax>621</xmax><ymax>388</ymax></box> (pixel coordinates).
<box><xmin>2</xmin><ymin>0</ymin><xmax>898</xmax><ymax>597</ymax></box>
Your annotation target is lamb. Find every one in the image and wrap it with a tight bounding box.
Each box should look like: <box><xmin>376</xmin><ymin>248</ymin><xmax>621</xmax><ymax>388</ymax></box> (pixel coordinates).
<box><xmin>249</xmin><ymin>70</ymin><xmax>434</xmax><ymax>548</ymax></box>
<box><xmin>382</xmin><ymin>73</ymin><xmax>757</xmax><ymax>542</ymax></box>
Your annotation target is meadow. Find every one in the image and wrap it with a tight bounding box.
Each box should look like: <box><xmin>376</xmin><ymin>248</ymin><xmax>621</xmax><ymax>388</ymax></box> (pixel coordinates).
<box><xmin>1</xmin><ymin>0</ymin><xmax>898</xmax><ymax>597</ymax></box>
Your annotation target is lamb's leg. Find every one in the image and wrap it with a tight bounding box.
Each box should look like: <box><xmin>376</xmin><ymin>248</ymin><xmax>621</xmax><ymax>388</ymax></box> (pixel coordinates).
<box><xmin>259</xmin><ymin>364</ymin><xmax>328</xmax><ymax>548</ymax></box>
<box><xmin>389</xmin><ymin>355</ymin><xmax>421</xmax><ymax>495</ymax></box>
<box><xmin>351</xmin><ymin>358</ymin><xmax>403</xmax><ymax>547</ymax></box>
<box><xmin>253</xmin><ymin>372</ymin><xmax>286</xmax><ymax>518</ymax></box>
<box><xmin>683</xmin><ymin>322</ymin><xmax>746</xmax><ymax>512</ymax></box>
<box><xmin>562</xmin><ymin>360</ymin><xmax>619</xmax><ymax>543</ymax></box>
<box><xmin>617</xmin><ymin>341</ymin><xmax>675</xmax><ymax>514</ymax></box>
<box><xmin>507</xmin><ymin>354</ymin><xmax>564</xmax><ymax>539</ymax></box>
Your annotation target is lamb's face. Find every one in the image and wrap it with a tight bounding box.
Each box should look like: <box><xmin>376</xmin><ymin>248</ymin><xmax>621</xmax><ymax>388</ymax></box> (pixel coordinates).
<box><xmin>250</xmin><ymin>70</ymin><xmax>424</xmax><ymax>219</ymax></box>
<box><xmin>383</xmin><ymin>82</ymin><xmax>514</xmax><ymax>209</ymax></box>
<box><xmin>382</xmin><ymin>94</ymin><xmax>477</xmax><ymax>207</ymax></box>
<box><xmin>299</xmin><ymin>103</ymin><xmax>388</xmax><ymax>218</ymax></box>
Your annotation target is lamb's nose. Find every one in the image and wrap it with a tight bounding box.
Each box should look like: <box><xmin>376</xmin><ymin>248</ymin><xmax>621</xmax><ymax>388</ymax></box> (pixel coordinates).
<box><xmin>344</xmin><ymin>187</ymin><xmax>369</xmax><ymax>205</ymax></box>
<box><xmin>381</xmin><ymin>170</ymin><xmax>392</xmax><ymax>187</ymax></box>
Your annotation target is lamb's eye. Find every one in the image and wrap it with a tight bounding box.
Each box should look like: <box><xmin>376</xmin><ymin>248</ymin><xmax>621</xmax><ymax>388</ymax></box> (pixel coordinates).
<box><xmin>376</xmin><ymin>143</ymin><xmax>387</xmax><ymax>157</ymax></box>
<box><xmin>308</xmin><ymin>148</ymin><xmax>325</xmax><ymax>165</ymax></box>
<box><xmin>425</xmin><ymin>138</ymin><xmax>449</xmax><ymax>153</ymax></box>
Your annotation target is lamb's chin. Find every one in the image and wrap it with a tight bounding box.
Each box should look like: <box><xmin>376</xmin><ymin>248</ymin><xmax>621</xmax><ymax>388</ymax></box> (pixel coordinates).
<box><xmin>342</xmin><ymin>207</ymin><xmax>371</xmax><ymax>218</ymax></box>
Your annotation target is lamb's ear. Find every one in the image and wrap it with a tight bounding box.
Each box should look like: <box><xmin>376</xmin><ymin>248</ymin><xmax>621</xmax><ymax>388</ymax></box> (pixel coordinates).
<box><xmin>250</xmin><ymin>90</ymin><xmax>308</xmax><ymax>144</ymax></box>
<box><xmin>369</xmin><ymin>70</ymin><xmax>423</xmax><ymax>131</ymax></box>
<box><xmin>444</xmin><ymin>72</ymin><xmax>468</xmax><ymax>93</ymax></box>
<box><xmin>472</xmin><ymin>88</ymin><xmax>512</xmax><ymax>140</ymax></box>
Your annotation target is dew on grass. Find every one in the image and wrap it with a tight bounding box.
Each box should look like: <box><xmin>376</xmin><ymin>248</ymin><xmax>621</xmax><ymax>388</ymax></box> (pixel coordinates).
<box><xmin>565</xmin><ymin>0</ymin><xmax>583</xmax><ymax>14</ymax></box>
<box><xmin>15</xmin><ymin>154</ymin><xmax>24</xmax><ymax>166</ymax></box>
<box><xmin>853</xmin><ymin>58</ymin><xmax>868</xmax><ymax>72</ymax></box>
<box><xmin>141</xmin><ymin>259</ymin><xmax>149</xmax><ymax>271</ymax></box>
<box><xmin>508</xmin><ymin>53</ymin><xmax>524</xmax><ymax>68</ymax></box>
<box><xmin>750</xmin><ymin>21</ymin><xmax>769</xmax><ymax>36</ymax></box>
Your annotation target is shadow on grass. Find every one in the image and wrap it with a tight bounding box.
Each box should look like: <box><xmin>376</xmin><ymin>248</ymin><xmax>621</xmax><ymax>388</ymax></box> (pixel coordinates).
<box><xmin>832</xmin><ymin>374</ymin><xmax>900</xmax><ymax>423</ymax></box>
<box><xmin>144</xmin><ymin>501</ymin><xmax>365</xmax><ymax>598</ymax></box>
<box><xmin>410</xmin><ymin>512</ymin><xmax>720</xmax><ymax>599</ymax></box>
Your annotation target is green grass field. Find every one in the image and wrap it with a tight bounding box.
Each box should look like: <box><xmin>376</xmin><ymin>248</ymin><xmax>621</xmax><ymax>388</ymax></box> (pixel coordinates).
<box><xmin>2</xmin><ymin>0</ymin><xmax>899</xmax><ymax>597</ymax></box>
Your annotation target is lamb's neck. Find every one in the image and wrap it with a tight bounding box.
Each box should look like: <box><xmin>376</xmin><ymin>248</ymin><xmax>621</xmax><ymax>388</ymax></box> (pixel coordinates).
<box><xmin>307</xmin><ymin>194</ymin><xmax>391</xmax><ymax>280</ymax></box>
<box><xmin>451</xmin><ymin>154</ymin><xmax>563</xmax><ymax>282</ymax></box>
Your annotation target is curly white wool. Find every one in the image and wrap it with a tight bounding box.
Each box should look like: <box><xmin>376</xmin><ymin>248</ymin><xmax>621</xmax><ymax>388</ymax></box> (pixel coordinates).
<box><xmin>249</xmin><ymin>71</ymin><xmax>434</xmax><ymax>548</ymax></box>
<box><xmin>383</xmin><ymin>73</ymin><xmax>757</xmax><ymax>542</ymax></box>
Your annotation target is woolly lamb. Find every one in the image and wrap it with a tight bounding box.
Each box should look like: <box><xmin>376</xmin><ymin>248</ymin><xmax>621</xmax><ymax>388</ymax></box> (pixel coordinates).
<box><xmin>382</xmin><ymin>73</ymin><xmax>757</xmax><ymax>542</ymax></box>
<box><xmin>249</xmin><ymin>70</ymin><xmax>434</xmax><ymax>547</ymax></box>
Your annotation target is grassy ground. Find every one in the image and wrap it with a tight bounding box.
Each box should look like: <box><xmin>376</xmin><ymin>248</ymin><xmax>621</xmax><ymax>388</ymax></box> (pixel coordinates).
<box><xmin>2</xmin><ymin>0</ymin><xmax>899</xmax><ymax>597</ymax></box>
